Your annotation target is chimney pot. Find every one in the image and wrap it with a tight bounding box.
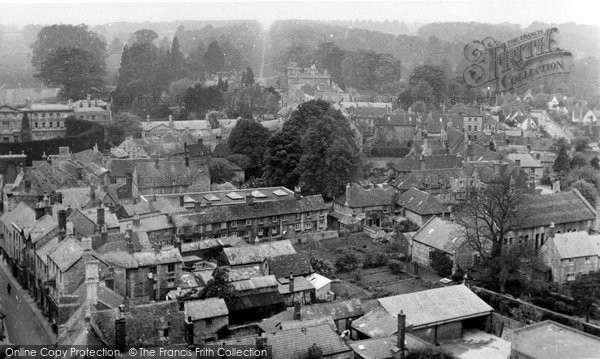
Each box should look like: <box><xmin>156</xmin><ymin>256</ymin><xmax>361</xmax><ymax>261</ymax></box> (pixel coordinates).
<box><xmin>289</xmin><ymin>272</ymin><xmax>294</xmax><ymax>294</ymax></box>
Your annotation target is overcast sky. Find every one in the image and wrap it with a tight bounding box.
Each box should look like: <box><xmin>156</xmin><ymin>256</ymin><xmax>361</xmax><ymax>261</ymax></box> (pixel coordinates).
<box><xmin>1</xmin><ymin>0</ymin><xmax>599</xmax><ymax>28</ymax></box>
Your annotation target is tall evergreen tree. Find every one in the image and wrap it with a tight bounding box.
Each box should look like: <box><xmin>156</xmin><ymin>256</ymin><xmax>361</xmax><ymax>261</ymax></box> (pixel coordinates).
<box><xmin>244</xmin><ymin>66</ymin><xmax>255</xmax><ymax>86</ymax></box>
<box><xmin>553</xmin><ymin>145</ymin><xmax>571</xmax><ymax>174</ymax></box>
<box><xmin>20</xmin><ymin>112</ymin><xmax>31</xmax><ymax>143</ymax></box>
<box><xmin>204</xmin><ymin>41</ymin><xmax>225</xmax><ymax>74</ymax></box>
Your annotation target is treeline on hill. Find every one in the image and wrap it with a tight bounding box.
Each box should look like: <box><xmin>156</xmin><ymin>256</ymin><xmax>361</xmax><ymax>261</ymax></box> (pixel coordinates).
<box><xmin>0</xmin><ymin>117</ymin><xmax>104</xmax><ymax>165</ymax></box>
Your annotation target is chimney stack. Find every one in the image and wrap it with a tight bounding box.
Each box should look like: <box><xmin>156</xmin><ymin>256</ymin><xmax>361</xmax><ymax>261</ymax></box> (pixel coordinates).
<box><xmin>293</xmin><ymin>301</ymin><xmax>301</xmax><ymax>320</ymax></box>
<box><xmin>169</xmin><ymin>115</ymin><xmax>173</xmax><ymax>128</ymax></box>
<box><xmin>246</xmin><ymin>194</ymin><xmax>254</xmax><ymax>206</ymax></box>
<box><xmin>419</xmin><ymin>154</ymin><xmax>425</xmax><ymax>170</ymax></box>
<box><xmin>35</xmin><ymin>203</ymin><xmax>45</xmax><ymax>220</ymax></box>
<box><xmin>398</xmin><ymin>310</ymin><xmax>406</xmax><ymax>359</ymax></box>
<box><xmin>82</xmin><ymin>237</ymin><xmax>93</xmax><ymax>251</ymax></box>
<box><xmin>294</xmin><ymin>186</ymin><xmax>302</xmax><ymax>200</ymax></box>
<box><xmin>548</xmin><ymin>222</ymin><xmax>556</xmax><ymax>239</ymax></box>
<box><xmin>85</xmin><ymin>258</ymin><xmax>99</xmax><ymax>307</ymax></box>
<box><xmin>179</xmin><ymin>195</ymin><xmax>185</xmax><ymax>207</ymax></box>
<box><xmin>97</xmin><ymin>206</ymin><xmax>105</xmax><ymax>227</ymax></box>
<box><xmin>90</xmin><ymin>185</ymin><xmax>96</xmax><ymax>200</ymax></box>
<box><xmin>288</xmin><ymin>272</ymin><xmax>294</xmax><ymax>294</ymax></box>
<box><xmin>132</xmin><ymin>214</ymin><xmax>140</xmax><ymax>227</ymax></box>
<box><xmin>515</xmin><ymin>159</ymin><xmax>521</xmax><ymax>167</ymax></box>
<box><xmin>58</xmin><ymin>209</ymin><xmax>67</xmax><ymax>241</ymax></box>
<box><xmin>125</xmin><ymin>228</ymin><xmax>134</xmax><ymax>253</ymax></box>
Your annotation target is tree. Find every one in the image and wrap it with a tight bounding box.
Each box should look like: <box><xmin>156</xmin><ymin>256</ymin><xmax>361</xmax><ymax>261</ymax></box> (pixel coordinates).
<box><xmin>228</xmin><ymin>119</ymin><xmax>271</xmax><ymax>178</ymax></box>
<box><xmin>109</xmin><ymin>37</ymin><xmax>125</xmax><ymax>54</ymax></box>
<box><xmin>412</xmin><ymin>80</ymin><xmax>434</xmax><ymax>103</ymax></box>
<box><xmin>310</xmin><ymin>257</ymin><xmax>334</xmax><ymax>276</ymax></box>
<box><xmin>104</xmin><ymin>113</ymin><xmax>142</xmax><ymax>147</ymax></box>
<box><xmin>200</xmin><ymin>267</ymin><xmax>239</xmax><ymax>306</ymax></box>
<box><xmin>409</xmin><ymin>64</ymin><xmax>446</xmax><ymax>101</ymax></box>
<box><xmin>263</xmin><ymin>128</ymin><xmax>304</xmax><ymax>188</ymax></box>
<box><xmin>571</xmin><ymin>180</ymin><xmax>598</xmax><ymax>207</ymax></box>
<box><xmin>35</xmin><ymin>47</ymin><xmax>105</xmax><ymax>100</ymax></box>
<box><xmin>570</xmin><ymin>271</ymin><xmax>600</xmax><ymax>322</ymax></box>
<box><xmin>429</xmin><ymin>249</ymin><xmax>453</xmax><ymax>277</ymax></box>
<box><xmin>183</xmin><ymin>85</ymin><xmax>224</xmax><ymax>113</ymax></box>
<box><xmin>206</xmin><ymin>110</ymin><xmax>227</xmax><ymax>129</ymax></box>
<box><xmin>412</xmin><ymin>100</ymin><xmax>427</xmax><ymax>114</ymax></box>
<box><xmin>455</xmin><ymin>174</ymin><xmax>529</xmax><ymax>293</ymax></box>
<box><xmin>115</xmin><ymin>41</ymin><xmax>160</xmax><ymax>105</ymax></box>
<box><xmin>243</xmin><ymin>66</ymin><xmax>255</xmax><ymax>86</ymax></box>
<box><xmin>307</xmin><ymin>344</ymin><xmax>323</xmax><ymax>359</ymax></box>
<box><xmin>31</xmin><ymin>24</ymin><xmax>107</xmax><ymax>70</ymax></box>
<box><xmin>209</xmin><ymin>160</ymin><xmax>235</xmax><ymax>184</ymax></box>
<box><xmin>553</xmin><ymin>145</ymin><xmax>571</xmax><ymax>174</ymax></box>
<box><xmin>20</xmin><ymin>112</ymin><xmax>31</xmax><ymax>143</ymax></box>
<box><xmin>335</xmin><ymin>251</ymin><xmax>361</xmax><ymax>273</ymax></box>
<box><xmin>129</xmin><ymin>29</ymin><xmax>158</xmax><ymax>45</ymax></box>
<box><xmin>204</xmin><ymin>41</ymin><xmax>225</xmax><ymax>73</ymax></box>
<box><xmin>591</xmin><ymin>157</ymin><xmax>600</xmax><ymax>170</ymax></box>
<box><xmin>574</xmin><ymin>137</ymin><xmax>590</xmax><ymax>152</ymax></box>
<box><xmin>571</xmin><ymin>152</ymin><xmax>589</xmax><ymax>169</ymax></box>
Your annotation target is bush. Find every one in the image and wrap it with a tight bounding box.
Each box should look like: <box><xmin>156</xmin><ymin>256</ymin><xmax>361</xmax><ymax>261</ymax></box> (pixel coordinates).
<box><xmin>429</xmin><ymin>249</ymin><xmax>453</xmax><ymax>277</ymax></box>
<box><xmin>388</xmin><ymin>259</ymin><xmax>404</xmax><ymax>275</ymax></box>
<box><xmin>451</xmin><ymin>267</ymin><xmax>465</xmax><ymax>282</ymax></box>
<box><xmin>335</xmin><ymin>251</ymin><xmax>361</xmax><ymax>273</ymax></box>
<box><xmin>310</xmin><ymin>257</ymin><xmax>334</xmax><ymax>276</ymax></box>
<box><xmin>363</xmin><ymin>252</ymin><xmax>389</xmax><ymax>268</ymax></box>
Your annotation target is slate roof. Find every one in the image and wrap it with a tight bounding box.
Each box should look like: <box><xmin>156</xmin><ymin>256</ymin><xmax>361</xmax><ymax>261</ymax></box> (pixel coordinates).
<box><xmin>119</xmin><ymin>213</ymin><xmax>173</xmax><ymax>233</ymax></box>
<box><xmin>506</xmin><ymin>153</ymin><xmax>543</xmax><ymax>168</ymax></box>
<box><xmin>334</xmin><ymin>184</ymin><xmax>393</xmax><ymax>208</ymax></box>
<box><xmin>412</xmin><ymin>217</ymin><xmax>463</xmax><ymax>254</ymax></box>
<box><xmin>232</xmin><ymin>275</ymin><xmax>279</xmax><ymax>291</ymax></box>
<box><xmin>172</xmin><ymin>195</ymin><xmax>327</xmax><ymax>227</ymax></box>
<box><xmin>228</xmin><ymin>291</ymin><xmax>284</xmax><ymax>312</ymax></box>
<box><xmin>392</xmin><ymin>155</ymin><xmax>463</xmax><ymax>172</ymax></box>
<box><xmin>228</xmin><ymin>265</ymin><xmax>264</xmax><ymax>282</ymax></box>
<box><xmin>180</xmin><ymin>236</ymin><xmax>248</xmax><ymax>254</ymax></box>
<box><xmin>514</xmin><ymin>190</ymin><xmax>596</xmax><ymax>229</ymax></box>
<box><xmin>349</xmin><ymin>335</ymin><xmax>430</xmax><ymax>359</ymax></box>
<box><xmin>58</xmin><ymin>187</ymin><xmax>94</xmax><ymax>209</ymax></box>
<box><xmin>267</xmin><ymin>324</ymin><xmax>351</xmax><ymax>359</ymax></box>
<box><xmin>547</xmin><ymin>231</ymin><xmax>600</xmax><ymax>259</ymax></box>
<box><xmin>0</xmin><ymin>201</ymin><xmax>36</xmax><ymax>232</ymax></box>
<box><xmin>301</xmin><ymin>298</ymin><xmax>365</xmax><ymax>321</ymax></box>
<box><xmin>377</xmin><ymin>285</ymin><xmax>493</xmax><ymax>328</ymax></box>
<box><xmin>102</xmin><ymin>247</ymin><xmax>182</xmax><ymax>269</ymax></box>
<box><xmin>393</xmin><ymin>168</ymin><xmax>462</xmax><ymax>191</ymax></box>
<box><xmin>23</xmin><ymin>161</ymin><xmax>79</xmax><ymax>192</ymax></box>
<box><xmin>184</xmin><ymin>298</ymin><xmax>229</xmax><ymax>321</ymax></box>
<box><xmin>351</xmin><ymin>309</ymin><xmax>401</xmax><ymax>338</ymax></box>
<box><xmin>134</xmin><ymin>159</ymin><xmax>209</xmax><ymax>190</ymax></box>
<box><xmin>69</xmin><ymin>148</ymin><xmax>103</xmax><ymax>165</ymax></box>
<box><xmin>277</xmin><ymin>276</ymin><xmax>315</xmax><ymax>295</ymax></box>
<box><xmin>279</xmin><ymin>316</ymin><xmax>337</xmax><ymax>331</ymax></box>
<box><xmin>511</xmin><ymin>320</ymin><xmax>600</xmax><ymax>359</ymax></box>
<box><xmin>36</xmin><ymin>236</ymin><xmax>60</xmax><ymax>265</ymax></box>
<box><xmin>222</xmin><ymin>240</ymin><xmax>296</xmax><ymax>266</ymax></box>
<box><xmin>397</xmin><ymin>188</ymin><xmax>447</xmax><ymax>215</ymax></box>
<box><xmin>26</xmin><ymin>214</ymin><xmax>58</xmax><ymax>244</ymax></box>
<box><xmin>269</xmin><ymin>253</ymin><xmax>313</xmax><ymax>278</ymax></box>
<box><xmin>258</xmin><ymin>309</ymin><xmax>294</xmax><ymax>334</ymax></box>
<box><xmin>48</xmin><ymin>236</ymin><xmax>84</xmax><ymax>271</ymax></box>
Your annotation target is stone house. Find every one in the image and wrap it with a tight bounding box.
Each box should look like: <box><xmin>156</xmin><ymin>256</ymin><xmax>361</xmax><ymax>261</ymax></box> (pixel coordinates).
<box><xmin>331</xmin><ymin>184</ymin><xmax>394</xmax><ymax>230</ymax></box>
<box><xmin>396</xmin><ymin>187</ymin><xmax>450</xmax><ymax>226</ymax></box>
<box><xmin>539</xmin><ymin>231</ymin><xmax>600</xmax><ymax>284</ymax></box>
<box><xmin>183</xmin><ymin>297</ymin><xmax>229</xmax><ymax>343</ymax></box>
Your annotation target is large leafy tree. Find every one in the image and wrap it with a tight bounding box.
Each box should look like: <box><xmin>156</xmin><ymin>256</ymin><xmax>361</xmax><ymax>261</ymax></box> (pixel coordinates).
<box><xmin>35</xmin><ymin>47</ymin><xmax>106</xmax><ymax>100</ymax></box>
<box><xmin>104</xmin><ymin>113</ymin><xmax>142</xmax><ymax>147</ymax></box>
<box><xmin>409</xmin><ymin>64</ymin><xmax>446</xmax><ymax>101</ymax></box>
<box><xmin>200</xmin><ymin>267</ymin><xmax>239</xmax><ymax>306</ymax></box>
<box><xmin>31</xmin><ymin>24</ymin><xmax>107</xmax><ymax>70</ymax></box>
<box><xmin>263</xmin><ymin>129</ymin><xmax>304</xmax><ymax>189</ymax></box>
<box><xmin>204</xmin><ymin>41</ymin><xmax>225</xmax><ymax>74</ymax></box>
<box><xmin>115</xmin><ymin>41</ymin><xmax>160</xmax><ymax>106</ymax></box>
<box><xmin>183</xmin><ymin>85</ymin><xmax>224</xmax><ymax>114</ymax></box>
<box><xmin>228</xmin><ymin>119</ymin><xmax>271</xmax><ymax>178</ymax></box>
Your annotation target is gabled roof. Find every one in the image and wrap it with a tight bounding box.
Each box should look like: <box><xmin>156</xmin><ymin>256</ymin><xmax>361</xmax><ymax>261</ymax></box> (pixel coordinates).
<box><xmin>48</xmin><ymin>236</ymin><xmax>84</xmax><ymax>272</ymax></box>
<box><xmin>351</xmin><ymin>309</ymin><xmax>402</xmax><ymax>338</ymax></box>
<box><xmin>514</xmin><ymin>190</ymin><xmax>596</xmax><ymax>229</ymax></box>
<box><xmin>279</xmin><ymin>316</ymin><xmax>337</xmax><ymax>331</ymax></box>
<box><xmin>506</xmin><ymin>153</ymin><xmax>542</xmax><ymax>168</ymax></box>
<box><xmin>397</xmin><ymin>188</ymin><xmax>447</xmax><ymax>215</ymax></box>
<box><xmin>277</xmin><ymin>276</ymin><xmax>315</xmax><ymax>295</ymax></box>
<box><xmin>334</xmin><ymin>184</ymin><xmax>393</xmax><ymax>208</ymax></box>
<box><xmin>377</xmin><ymin>285</ymin><xmax>493</xmax><ymax>328</ymax></box>
<box><xmin>546</xmin><ymin>231</ymin><xmax>600</xmax><ymax>259</ymax></box>
<box><xmin>269</xmin><ymin>253</ymin><xmax>312</xmax><ymax>278</ymax></box>
<box><xmin>350</xmin><ymin>335</ymin><xmax>430</xmax><ymax>359</ymax></box>
<box><xmin>0</xmin><ymin>201</ymin><xmax>36</xmax><ymax>232</ymax></box>
<box><xmin>393</xmin><ymin>155</ymin><xmax>463</xmax><ymax>172</ymax></box>
<box><xmin>26</xmin><ymin>214</ymin><xmax>58</xmax><ymax>244</ymax></box>
<box><xmin>412</xmin><ymin>217</ymin><xmax>463</xmax><ymax>254</ymax></box>
<box><xmin>223</xmin><ymin>240</ymin><xmax>296</xmax><ymax>266</ymax></box>
<box><xmin>184</xmin><ymin>297</ymin><xmax>228</xmax><ymax>320</ymax></box>
<box><xmin>267</xmin><ymin>324</ymin><xmax>351</xmax><ymax>359</ymax></box>
<box><xmin>257</xmin><ymin>309</ymin><xmax>294</xmax><ymax>334</ymax></box>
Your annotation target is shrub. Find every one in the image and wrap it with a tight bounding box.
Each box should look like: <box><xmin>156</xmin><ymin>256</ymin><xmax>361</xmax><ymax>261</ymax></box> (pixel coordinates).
<box><xmin>310</xmin><ymin>257</ymin><xmax>334</xmax><ymax>276</ymax></box>
<box><xmin>335</xmin><ymin>251</ymin><xmax>361</xmax><ymax>273</ymax></box>
<box><xmin>388</xmin><ymin>259</ymin><xmax>404</xmax><ymax>275</ymax></box>
<box><xmin>429</xmin><ymin>249</ymin><xmax>453</xmax><ymax>277</ymax></box>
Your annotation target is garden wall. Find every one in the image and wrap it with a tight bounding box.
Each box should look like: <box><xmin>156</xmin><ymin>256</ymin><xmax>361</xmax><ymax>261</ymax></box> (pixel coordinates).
<box><xmin>292</xmin><ymin>230</ymin><xmax>338</xmax><ymax>244</ymax></box>
<box><xmin>472</xmin><ymin>285</ymin><xmax>600</xmax><ymax>338</ymax></box>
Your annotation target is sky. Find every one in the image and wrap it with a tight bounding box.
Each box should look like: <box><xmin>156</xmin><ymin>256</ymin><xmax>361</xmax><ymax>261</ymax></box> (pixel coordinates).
<box><xmin>0</xmin><ymin>0</ymin><xmax>599</xmax><ymax>28</ymax></box>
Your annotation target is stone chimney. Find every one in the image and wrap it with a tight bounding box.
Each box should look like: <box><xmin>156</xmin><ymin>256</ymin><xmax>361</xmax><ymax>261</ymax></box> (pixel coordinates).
<box><xmin>419</xmin><ymin>154</ymin><xmax>425</xmax><ymax>170</ymax></box>
<box><xmin>179</xmin><ymin>195</ymin><xmax>185</xmax><ymax>207</ymax></box>
<box><xmin>58</xmin><ymin>209</ymin><xmax>67</xmax><ymax>241</ymax></box>
<box><xmin>294</xmin><ymin>186</ymin><xmax>302</xmax><ymax>200</ymax></box>
<box><xmin>515</xmin><ymin>159</ymin><xmax>521</xmax><ymax>167</ymax></box>
<box><xmin>90</xmin><ymin>185</ymin><xmax>96</xmax><ymax>200</ymax></box>
<box><xmin>194</xmin><ymin>200</ymin><xmax>202</xmax><ymax>211</ymax></box>
<box><xmin>552</xmin><ymin>180</ymin><xmax>561</xmax><ymax>193</ymax></box>
<box><xmin>493</xmin><ymin>162</ymin><xmax>501</xmax><ymax>176</ymax></box>
<box><xmin>81</xmin><ymin>236</ymin><xmax>93</xmax><ymax>251</ymax></box>
<box><xmin>548</xmin><ymin>222</ymin><xmax>556</xmax><ymax>239</ymax></box>
<box><xmin>293</xmin><ymin>301</ymin><xmax>301</xmax><ymax>320</ymax></box>
<box><xmin>398</xmin><ymin>310</ymin><xmax>406</xmax><ymax>359</ymax></box>
<box><xmin>169</xmin><ymin>115</ymin><xmax>174</xmax><ymax>128</ymax></box>
<box><xmin>288</xmin><ymin>272</ymin><xmax>294</xmax><ymax>294</ymax></box>
<box><xmin>25</xmin><ymin>98</ymin><xmax>32</xmax><ymax>109</ymax></box>
<box><xmin>132</xmin><ymin>213</ymin><xmax>140</xmax><ymax>227</ymax></box>
<box><xmin>35</xmin><ymin>203</ymin><xmax>45</xmax><ymax>220</ymax></box>
<box><xmin>97</xmin><ymin>205</ymin><xmax>105</xmax><ymax>227</ymax></box>
<box><xmin>246</xmin><ymin>194</ymin><xmax>254</xmax><ymax>206</ymax></box>
<box><xmin>85</xmin><ymin>257</ymin><xmax>99</xmax><ymax>307</ymax></box>
<box><xmin>125</xmin><ymin>228</ymin><xmax>134</xmax><ymax>253</ymax></box>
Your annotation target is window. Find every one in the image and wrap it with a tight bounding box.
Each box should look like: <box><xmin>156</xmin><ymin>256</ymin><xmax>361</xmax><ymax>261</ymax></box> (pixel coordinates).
<box><xmin>296</xmin><ymin>213</ymin><xmax>300</xmax><ymax>220</ymax></box>
<box><xmin>306</xmin><ymin>212</ymin><xmax>311</xmax><ymax>218</ymax></box>
<box><xmin>585</xmin><ymin>257</ymin><xmax>591</xmax><ymax>263</ymax></box>
<box><xmin>231</xmin><ymin>221</ymin><xmax>237</xmax><ymax>228</ymax></box>
<box><xmin>167</xmin><ymin>264</ymin><xmax>175</xmax><ymax>272</ymax></box>
<box><xmin>246</xmin><ymin>219</ymin><xmax>252</xmax><ymax>226</ymax></box>
<box><xmin>206</xmin><ymin>318</ymin><xmax>213</xmax><ymax>326</ymax></box>
<box><xmin>258</xmin><ymin>229</ymin><xmax>264</xmax><ymax>237</ymax></box>
<box><xmin>110</xmin><ymin>177</ymin><xmax>117</xmax><ymax>184</ymax></box>
<box><xmin>272</xmin><ymin>216</ymin><xmax>277</xmax><ymax>223</ymax></box>
<box><xmin>295</xmin><ymin>223</ymin><xmax>301</xmax><ymax>231</ymax></box>
<box><xmin>474</xmin><ymin>125</ymin><xmax>478</xmax><ymax>131</ymax></box>
<box><xmin>49</xmin><ymin>121</ymin><xmax>53</xmax><ymax>128</ymax></box>
<box><xmin>34</xmin><ymin>122</ymin><xmax>38</xmax><ymax>128</ymax></box>
<box><xmin>567</xmin><ymin>273</ymin><xmax>576</xmax><ymax>281</ymax></box>
<box><xmin>221</xmin><ymin>222</ymin><xmax>227</xmax><ymax>230</ymax></box>
<box><xmin>568</xmin><ymin>258</ymin><xmax>574</xmax><ymax>265</ymax></box>
<box><xmin>258</xmin><ymin>218</ymin><xmax>263</xmax><ymax>224</ymax></box>
<box><xmin>206</xmin><ymin>224</ymin><xmax>212</xmax><ymax>232</ymax></box>
<box><xmin>468</xmin><ymin>125</ymin><xmax>472</xmax><ymax>131</ymax></box>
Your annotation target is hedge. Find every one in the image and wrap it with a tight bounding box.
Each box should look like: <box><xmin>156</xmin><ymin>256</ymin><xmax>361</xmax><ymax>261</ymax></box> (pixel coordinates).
<box><xmin>0</xmin><ymin>117</ymin><xmax>104</xmax><ymax>165</ymax></box>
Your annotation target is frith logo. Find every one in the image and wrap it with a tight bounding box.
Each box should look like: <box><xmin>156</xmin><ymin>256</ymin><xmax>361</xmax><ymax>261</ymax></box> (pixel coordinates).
<box><xmin>463</xmin><ymin>28</ymin><xmax>572</xmax><ymax>91</ymax></box>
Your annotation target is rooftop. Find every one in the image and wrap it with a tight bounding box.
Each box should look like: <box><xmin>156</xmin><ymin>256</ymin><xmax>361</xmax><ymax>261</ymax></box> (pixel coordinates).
<box><xmin>377</xmin><ymin>285</ymin><xmax>492</xmax><ymax>329</ymax></box>
<box><xmin>334</xmin><ymin>184</ymin><xmax>393</xmax><ymax>208</ymax></box>
<box><xmin>514</xmin><ymin>190</ymin><xmax>596</xmax><ymax>229</ymax></box>
<box><xmin>301</xmin><ymin>298</ymin><xmax>365</xmax><ymax>321</ymax></box>
<box><xmin>397</xmin><ymin>187</ymin><xmax>448</xmax><ymax>215</ymax></box>
<box><xmin>511</xmin><ymin>320</ymin><xmax>600</xmax><ymax>359</ymax></box>
<box><xmin>267</xmin><ymin>324</ymin><xmax>351</xmax><ymax>359</ymax></box>
<box><xmin>412</xmin><ymin>217</ymin><xmax>464</xmax><ymax>254</ymax></box>
<box><xmin>546</xmin><ymin>231</ymin><xmax>600</xmax><ymax>259</ymax></box>
<box><xmin>184</xmin><ymin>297</ymin><xmax>228</xmax><ymax>321</ymax></box>
<box><xmin>222</xmin><ymin>240</ymin><xmax>296</xmax><ymax>266</ymax></box>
